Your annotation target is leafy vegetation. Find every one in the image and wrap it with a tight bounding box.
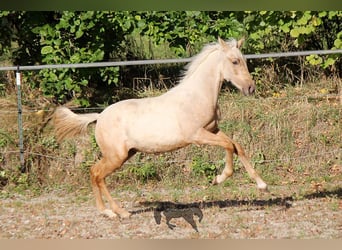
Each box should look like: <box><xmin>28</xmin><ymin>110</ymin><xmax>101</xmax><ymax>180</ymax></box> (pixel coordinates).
<box><xmin>191</xmin><ymin>155</ymin><xmax>222</xmax><ymax>183</ymax></box>
<box><xmin>0</xmin><ymin>11</ymin><xmax>341</xmax><ymax>106</ymax></box>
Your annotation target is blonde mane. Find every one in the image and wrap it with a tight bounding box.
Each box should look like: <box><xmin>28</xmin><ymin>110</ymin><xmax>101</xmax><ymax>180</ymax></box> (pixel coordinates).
<box><xmin>182</xmin><ymin>38</ymin><xmax>238</xmax><ymax>80</ymax></box>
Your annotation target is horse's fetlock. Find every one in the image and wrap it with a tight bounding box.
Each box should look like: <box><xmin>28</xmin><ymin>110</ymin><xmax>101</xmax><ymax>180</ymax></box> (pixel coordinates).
<box><xmin>212</xmin><ymin>176</ymin><xmax>219</xmax><ymax>185</ymax></box>
<box><xmin>224</xmin><ymin>169</ymin><xmax>233</xmax><ymax>177</ymax></box>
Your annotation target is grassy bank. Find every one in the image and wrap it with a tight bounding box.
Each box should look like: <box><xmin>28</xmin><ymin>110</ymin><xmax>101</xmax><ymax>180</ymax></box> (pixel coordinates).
<box><xmin>0</xmin><ymin>79</ymin><xmax>341</xmax><ymax>202</ymax></box>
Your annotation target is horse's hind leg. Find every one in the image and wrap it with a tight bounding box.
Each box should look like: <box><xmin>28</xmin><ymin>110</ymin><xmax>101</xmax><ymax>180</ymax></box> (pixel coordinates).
<box><xmin>90</xmin><ymin>159</ymin><xmax>109</xmax><ymax>216</ymax></box>
<box><xmin>90</xmin><ymin>155</ymin><xmax>131</xmax><ymax>219</ymax></box>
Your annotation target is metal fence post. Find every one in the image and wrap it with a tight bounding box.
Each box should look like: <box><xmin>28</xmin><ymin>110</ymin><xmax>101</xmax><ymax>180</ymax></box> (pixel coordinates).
<box><xmin>16</xmin><ymin>66</ymin><xmax>25</xmax><ymax>172</ymax></box>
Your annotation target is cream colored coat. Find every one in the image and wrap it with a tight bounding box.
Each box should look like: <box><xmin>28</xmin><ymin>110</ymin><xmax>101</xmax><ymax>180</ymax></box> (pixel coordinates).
<box><xmin>54</xmin><ymin>38</ymin><xmax>267</xmax><ymax>219</ymax></box>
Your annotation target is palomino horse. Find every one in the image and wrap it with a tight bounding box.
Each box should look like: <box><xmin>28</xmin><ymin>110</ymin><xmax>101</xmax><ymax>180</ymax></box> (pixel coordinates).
<box><xmin>54</xmin><ymin>37</ymin><xmax>267</xmax><ymax>219</ymax></box>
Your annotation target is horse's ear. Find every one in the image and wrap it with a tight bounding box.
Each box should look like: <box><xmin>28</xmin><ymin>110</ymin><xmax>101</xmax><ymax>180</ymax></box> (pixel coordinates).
<box><xmin>218</xmin><ymin>37</ymin><xmax>229</xmax><ymax>50</ymax></box>
<box><xmin>237</xmin><ymin>38</ymin><xmax>245</xmax><ymax>49</ymax></box>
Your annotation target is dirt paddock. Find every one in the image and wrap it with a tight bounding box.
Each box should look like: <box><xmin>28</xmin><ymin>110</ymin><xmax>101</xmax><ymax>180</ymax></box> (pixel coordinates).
<box><xmin>0</xmin><ymin>186</ymin><xmax>341</xmax><ymax>239</ymax></box>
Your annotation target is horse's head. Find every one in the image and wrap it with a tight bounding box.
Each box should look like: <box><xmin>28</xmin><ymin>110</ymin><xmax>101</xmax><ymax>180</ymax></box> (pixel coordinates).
<box><xmin>218</xmin><ymin>37</ymin><xmax>255</xmax><ymax>96</ymax></box>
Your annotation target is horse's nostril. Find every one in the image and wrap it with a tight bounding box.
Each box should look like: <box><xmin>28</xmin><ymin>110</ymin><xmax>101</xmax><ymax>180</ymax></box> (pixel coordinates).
<box><xmin>249</xmin><ymin>85</ymin><xmax>255</xmax><ymax>94</ymax></box>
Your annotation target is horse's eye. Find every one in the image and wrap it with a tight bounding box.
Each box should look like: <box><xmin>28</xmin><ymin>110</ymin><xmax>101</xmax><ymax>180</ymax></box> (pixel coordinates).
<box><xmin>232</xmin><ymin>59</ymin><xmax>239</xmax><ymax>65</ymax></box>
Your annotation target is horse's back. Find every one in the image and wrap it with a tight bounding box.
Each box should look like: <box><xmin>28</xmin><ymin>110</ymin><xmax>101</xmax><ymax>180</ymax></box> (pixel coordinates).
<box><xmin>95</xmin><ymin>97</ymin><xmax>191</xmax><ymax>153</ymax></box>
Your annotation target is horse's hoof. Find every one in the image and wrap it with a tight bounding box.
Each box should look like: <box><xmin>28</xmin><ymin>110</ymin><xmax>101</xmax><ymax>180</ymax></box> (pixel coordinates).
<box><xmin>101</xmin><ymin>209</ymin><xmax>118</xmax><ymax>218</ymax></box>
<box><xmin>119</xmin><ymin>210</ymin><xmax>132</xmax><ymax>219</ymax></box>
<box><xmin>258</xmin><ymin>184</ymin><xmax>269</xmax><ymax>193</ymax></box>
<box><xmin>211</xmin><ymin>176</ymin><xmax>218</xmax><ymax>185</ymax></box>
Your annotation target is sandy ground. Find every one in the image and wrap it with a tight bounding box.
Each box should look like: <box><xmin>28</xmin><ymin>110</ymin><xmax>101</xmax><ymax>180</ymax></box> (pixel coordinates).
<box><xmin>0</xmin><ymin>186</ymin><xmax>341</xmax><ymax>239</ymax></box>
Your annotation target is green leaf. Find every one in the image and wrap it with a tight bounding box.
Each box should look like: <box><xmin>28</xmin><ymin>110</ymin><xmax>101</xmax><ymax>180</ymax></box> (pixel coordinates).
<box><xmin>48</xmin><ymin>71</ymin><xmax>58</xmax><ymax>82</ymax></box>
<box><xmin>91</xmin><ymin>50</ymin><xmax>104</xmax><ymax>61</ymax></box>
<box><xmin>306</xmin><ymin>54</ymin><xmax>323</xmax><ymax>65</ymax></box>
<box><xmin>80</xmin><ymin>79</ymin><xmax>88</xmax><ymax>86</ymax></box>
<box><xmin>41</xmin><ymin>46</ymin><xmax>54</xmax><ymax>55</ymax></box>
<box><xmin>290</xmin><ymin>28</ymin><xmax>300</xmax><ymax>38</ymax></box>
<box><xmin>75</xmin><ymin>29</ymin><xmax>84</xmax><ymax>39</ymax></box>
<box><xmin>280</xmin><ymin>23</ymin><xmax>290</xmax><ymax>33</ymax></box>
<box><xmin>311</xmin><ymin>17</ymin><xmax>322</xmax><ymax>27</ymax></box>
<box><xmin>57</xmin><ymin>18</ymin><xmax>68</xmax><ymax>29</ymax></box>
<box><xmin>318</xmin><ymin>11</ymin><xmax>327</xmax><ymax>17</ymax></box>
<box><xmin>300</xmin><ymin>26</ymin><xmax>314</xmax><ymax>35</ymax></box>
<box><xmin>86</xmin><ymin>21</ymin><xmax>95</xmax><ymax>29</ymax></box>
<box><xmin>53</xmin><ymin>39</ymin><xmax>61</xmax><ymax>46</ymax></box>
<box><xmin>70</xmin><ymin>53</ymin><xmax>80</xmax><ymax>63</ymax></box>
<box><xmin>137</xmin><ymin>19</ymin><xmax>146</xmax><ymax>28</ymax></box>
<box><xmin>65</xmin><ymin>78</ymin><xmax>74</xmax><ymax>90</ymax></box>
<box><xmin>334</xmin><ymin>39</ymin><xmax>342</xmax><ymax>49</ymax></box>
<box><xmin>76</xmin><ymin>98</ymin><xmax>90</xmax><ymax>107</ymax></box>
<box><xmin>250</xmin><ymin>32</ymin><xmax>260</xmax><ymax>40</ymax></box>
<box><xmin>323</xmin><ymin>57</ymin><xmax>336</xmax><ymax>68</ymax></box>
<box><xmin>123</xmin><ymin>20</ymin><xmax>132</xmax><ymax>30</ymax></box>
<box><xmin>328</xmin><ymin>11</ymin><xmax>338</xmax><ymax>19</ymax></box>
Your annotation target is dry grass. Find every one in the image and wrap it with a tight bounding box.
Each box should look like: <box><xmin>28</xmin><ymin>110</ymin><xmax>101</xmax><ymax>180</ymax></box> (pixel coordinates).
<box><xmin>0</xmin><ymin>79</ymin><xmax>341</xmax><ymax>191</ymax></box>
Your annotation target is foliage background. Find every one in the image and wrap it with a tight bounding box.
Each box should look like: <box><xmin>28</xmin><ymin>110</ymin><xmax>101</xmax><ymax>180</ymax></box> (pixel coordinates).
<box><xmin>0</xmin><ymin>11</ymin><xmax>341</xmax><ymax>106</ymax></box>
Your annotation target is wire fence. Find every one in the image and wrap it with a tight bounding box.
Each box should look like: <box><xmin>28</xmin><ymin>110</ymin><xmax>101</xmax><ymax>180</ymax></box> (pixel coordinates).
<box><xmin>1</xmin><ymin>147</ymin><xmax>341</xmax><ymax>166</ymax></box>
<box><xmin>0</xmin><ymin>49</ymin><xmax>341</xmax><ymax>171</ymax></box>
<box><xmin>0</xmin><ymin>49</ymin><xmax>341</xmax><ymax>71</ymax></box>
<box><xmin>0</xmin><ymin>93</ymin><xmax>341</xmax><ymax>115</ymax></box>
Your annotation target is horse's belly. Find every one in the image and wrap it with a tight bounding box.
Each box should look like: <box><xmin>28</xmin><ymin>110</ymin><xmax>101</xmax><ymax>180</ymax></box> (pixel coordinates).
<box><xmin>128</xmin><ymin>124</ymin><xmax>189</xmax><ymax>153</ymax></box>
<box><xmin>134</xmin><ymin>141</ymin><xmax>189</xmax><ymax>154</ymax></box>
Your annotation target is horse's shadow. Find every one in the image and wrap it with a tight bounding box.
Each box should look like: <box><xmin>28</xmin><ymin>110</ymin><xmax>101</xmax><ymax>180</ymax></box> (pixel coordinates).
<box><xmin>153</xmin><ymin>203</ymin><xmax>203</xmax><ymax>232</ymax></box>
<box><xmin>130</xmin><ymin>188</ymin><xmax>342</xmax><ymax>232</ymax></box>
<box><xmin>130</xmin><ymin>201</ymin><xmax>204</xmax><ymax>231</ymax></box>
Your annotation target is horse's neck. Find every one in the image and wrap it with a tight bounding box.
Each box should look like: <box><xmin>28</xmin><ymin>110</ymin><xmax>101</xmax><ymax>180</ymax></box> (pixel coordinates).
<box><xmin>180</xmin><ymin>53</ymin><xmax>223</xmax><ymax>107</ymax></box>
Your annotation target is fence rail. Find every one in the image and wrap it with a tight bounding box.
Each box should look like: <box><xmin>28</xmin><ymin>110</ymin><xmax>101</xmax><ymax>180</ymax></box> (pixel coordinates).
<box><xmin>0</xmin><ymin>149</ymin><xmax>341</xmax><ymax>167</ymax></box>
<box><xmin>0</xmin><ymin>49</ymin><xmax>341</xmax><ymax>71</ymax></box>
<box><xmin>0</xmin><ymin>93</ymin><xmax>340</xmax><ymax>114</ymax></box>
<box><xmin>0</xmin><ymin>49</ymin><xmax>341</xmax><ymax>172</ymax></box>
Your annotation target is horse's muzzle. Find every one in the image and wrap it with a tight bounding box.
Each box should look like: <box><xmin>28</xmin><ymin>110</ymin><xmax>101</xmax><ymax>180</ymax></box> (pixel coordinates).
<box><xmin>242</xmin><ymin>83</ymin><xmax>255</xmax><ymax>96</ymax></box>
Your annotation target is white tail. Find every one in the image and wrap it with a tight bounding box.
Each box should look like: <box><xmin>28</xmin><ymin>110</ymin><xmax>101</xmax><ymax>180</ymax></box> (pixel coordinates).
<box><xmin>53</xmin><ymin>107</ymin><xmax>100</xmax><ymax>142</ymax></box>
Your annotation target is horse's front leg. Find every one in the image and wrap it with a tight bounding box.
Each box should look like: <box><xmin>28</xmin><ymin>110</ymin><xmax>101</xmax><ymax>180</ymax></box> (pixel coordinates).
<box><xmin>212</xmin><ymin>145</ymin><xmax>234</xmax><ymax>185</ymax></box>
<box><xmin>191</xmin><ymin>128</ymin><xmax>267</xmax><ymax>190</ymax></box>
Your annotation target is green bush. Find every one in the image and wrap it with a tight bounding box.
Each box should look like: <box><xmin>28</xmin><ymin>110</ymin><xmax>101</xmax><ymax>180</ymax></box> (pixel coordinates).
<box><xmin>191</xmin><ymin>156</ymin><xmax>219</xmax><ymax>183</ymax></box>
<box><xmin>1</xmin><ymin>11</ymin><xmax>340</xmax><ymax>105</ymax></box>
<box><xmin>129</xmin><ymin>162</ymin><xmax>159</xmax><ymax>183</ymax></box>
